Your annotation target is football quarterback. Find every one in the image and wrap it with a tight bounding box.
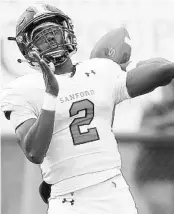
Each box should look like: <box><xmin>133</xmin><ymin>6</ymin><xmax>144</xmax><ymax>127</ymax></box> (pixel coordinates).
<box><xmin>1</xmin><ymin>3</ymin><xmax>174</xmax><ymax>214</ymax></box>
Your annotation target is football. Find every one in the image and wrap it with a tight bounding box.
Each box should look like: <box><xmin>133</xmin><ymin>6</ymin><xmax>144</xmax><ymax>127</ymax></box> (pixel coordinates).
<box><xmin>90</xmin><ymin>27</ymin><xmax>131</xmax><ymax>64</ymax></box>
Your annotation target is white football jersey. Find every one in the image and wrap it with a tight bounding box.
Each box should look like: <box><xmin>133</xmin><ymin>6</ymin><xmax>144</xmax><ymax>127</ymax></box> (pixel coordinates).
<box><xmin>0</xmin><ymin>58</ymin><xmax>131</xmax><ymax>193</ymax></box>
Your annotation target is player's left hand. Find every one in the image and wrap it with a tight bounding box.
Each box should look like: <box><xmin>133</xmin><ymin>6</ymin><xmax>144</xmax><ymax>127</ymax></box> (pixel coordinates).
<box><xmin>30</xmin><ymin>51</ymin><xmax>59</xmax><ymax>97</ymax></box>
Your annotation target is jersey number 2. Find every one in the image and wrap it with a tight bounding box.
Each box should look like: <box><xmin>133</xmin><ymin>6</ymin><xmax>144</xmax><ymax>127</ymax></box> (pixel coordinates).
<box><xmin>69</xmin><ymin>99</ymin><xmax>99</xmax><ymax>145</ymax></box>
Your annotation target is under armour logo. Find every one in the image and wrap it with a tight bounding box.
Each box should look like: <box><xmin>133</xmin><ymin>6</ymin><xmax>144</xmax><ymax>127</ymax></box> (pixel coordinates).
<box><xmin>85</xmin><ymin>70</ymin><xmax>96</xmax><ymax>77</ymax></box>
<box><xmin>62</xmin><ymin>198</ymin><xmax>75</xmax><ymax>205</ymax></box>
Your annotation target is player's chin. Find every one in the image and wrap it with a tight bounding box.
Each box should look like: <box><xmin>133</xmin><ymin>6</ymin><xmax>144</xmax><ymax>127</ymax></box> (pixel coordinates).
<box><xmin>44</xmin><ymin>52</ymin><xmax>68</xmax><ymax>66</ymax></box>
<box><xmin>57</xmin><ymin>55</ymin><xmax>68</xmax><ymax>65</ymax></box>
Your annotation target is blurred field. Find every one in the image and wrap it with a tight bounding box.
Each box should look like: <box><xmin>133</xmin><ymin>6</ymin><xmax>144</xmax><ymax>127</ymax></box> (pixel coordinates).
<box><xmin>1</xmin><ymin>135</ymin><xmax>47</xmax><ymax>214</ymax></box>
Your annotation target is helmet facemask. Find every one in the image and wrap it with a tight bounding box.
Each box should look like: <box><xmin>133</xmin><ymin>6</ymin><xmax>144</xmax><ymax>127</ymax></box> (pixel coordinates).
<box><xmin>14</xmin><ymin>15</ymin><xmax>77</xmax><ymax>69</ymax></box>
<box><xmin>28</xmin><ymin>20</ymin><xmax>76</xmax><ymax>66</ymax></box>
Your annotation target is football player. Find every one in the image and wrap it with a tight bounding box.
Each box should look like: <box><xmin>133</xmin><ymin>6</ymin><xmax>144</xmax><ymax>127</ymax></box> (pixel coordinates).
<box><xmin>1</xmin><ymin>3</ymin><xmax>174</xmax><ymax>214</ymax></box>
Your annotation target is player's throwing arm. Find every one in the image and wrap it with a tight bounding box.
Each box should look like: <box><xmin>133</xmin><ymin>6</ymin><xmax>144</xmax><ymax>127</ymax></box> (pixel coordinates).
<box><xmin>125</xmin><ymin>59</ymin><xmax>174</xmax><ymax>98</ymax></box>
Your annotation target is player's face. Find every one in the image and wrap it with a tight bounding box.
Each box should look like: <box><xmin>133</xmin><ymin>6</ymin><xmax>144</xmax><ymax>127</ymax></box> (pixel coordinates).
<box><xmin>30</xmin><ymin>24</ymin><xmax>72</xmax><ymax>67</ymax></box>
<box><xmin>33</xmin><ymin>27</ymin><xmax>64</xmax><ymax>53</ymax></box>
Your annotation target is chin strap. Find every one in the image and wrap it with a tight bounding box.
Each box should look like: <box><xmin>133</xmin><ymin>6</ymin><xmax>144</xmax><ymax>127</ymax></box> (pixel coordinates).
<box><xmin>17</xmin><ymin>57</ymin><xmax>55</xmax><ymax>73</ymax></box>
<box><xmin>7</xmin><ymin>37</ymin><xmax>16</xmax><ymax>41</ymax></box>
<box><xmin>17</xmin><ymin>59</ymin><xmax>29</xmax><ymax>63</ymax></box>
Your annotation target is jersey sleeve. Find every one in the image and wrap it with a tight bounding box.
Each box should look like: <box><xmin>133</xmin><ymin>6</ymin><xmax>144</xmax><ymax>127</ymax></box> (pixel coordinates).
<box><xmin>0</xmin><ymin>89</ymin><xmax>38</xmax><ymax>130</ymax></box>
<box><xmin>107</xmin><ymin>59</ymin><xmax>131</xmax><ymax>104</ymax></box>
